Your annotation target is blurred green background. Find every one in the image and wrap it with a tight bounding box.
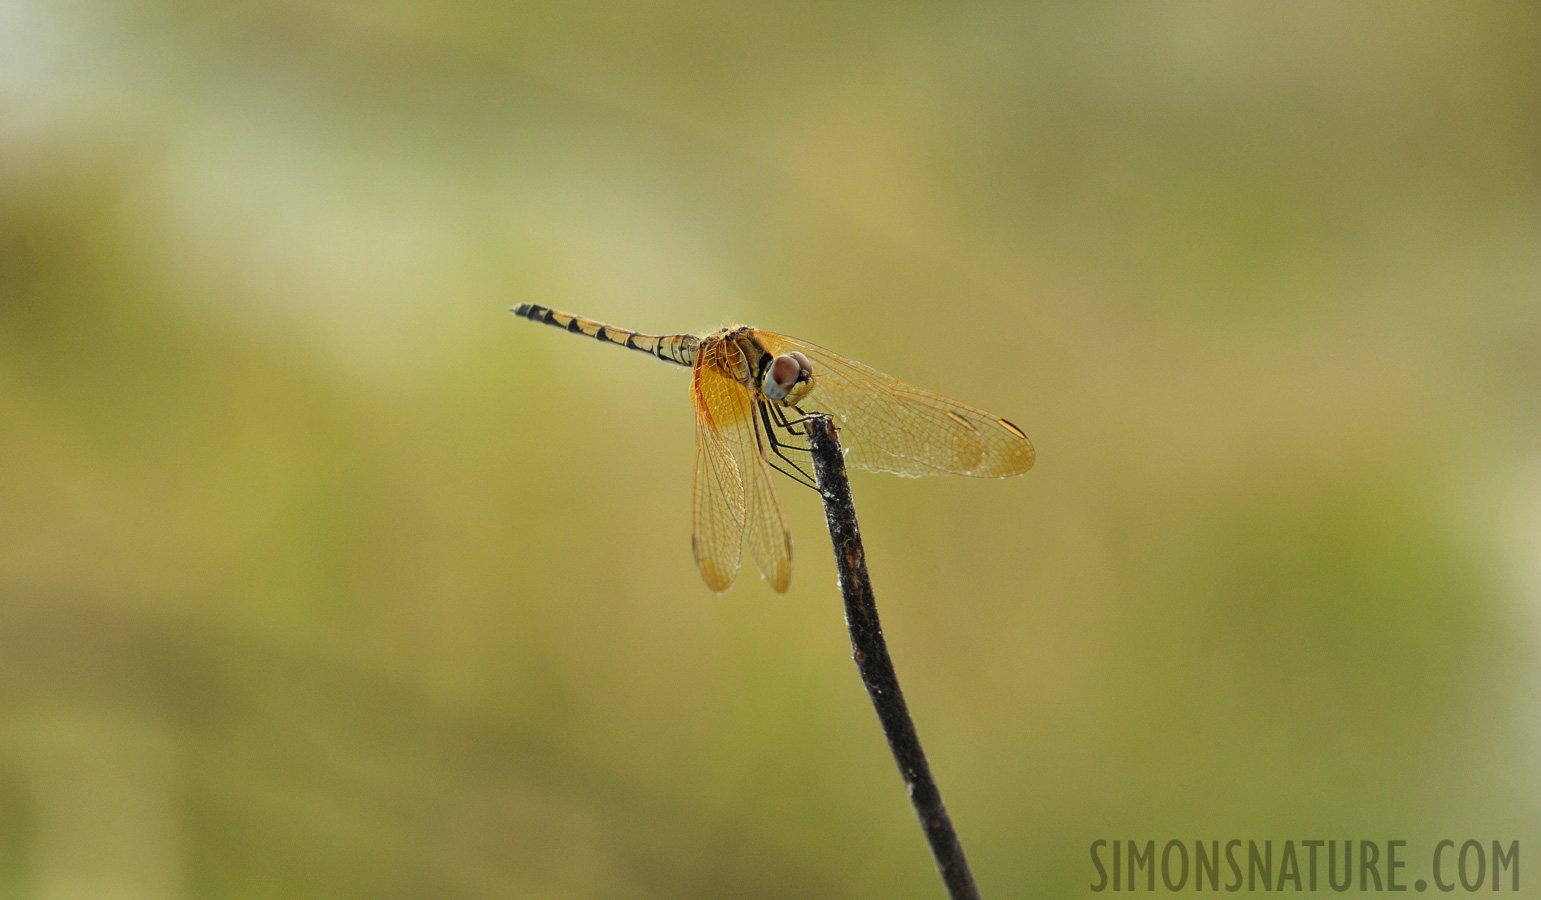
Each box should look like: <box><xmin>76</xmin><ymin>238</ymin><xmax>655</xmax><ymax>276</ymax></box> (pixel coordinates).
<box><xmin>2</xmin><ymin>1</ymin><xmax>1539</xmax><ymax>897</ymax></box>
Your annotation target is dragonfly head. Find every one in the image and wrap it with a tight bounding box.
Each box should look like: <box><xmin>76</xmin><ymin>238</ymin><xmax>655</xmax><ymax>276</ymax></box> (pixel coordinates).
<box><xmin>762</xmin><ymin>351</ymin><xmax>814</xmax><ymax>403</ymax></box>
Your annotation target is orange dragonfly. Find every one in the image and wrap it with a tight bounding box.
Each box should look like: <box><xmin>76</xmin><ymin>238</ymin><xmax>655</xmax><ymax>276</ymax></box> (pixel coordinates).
<box><xmin>512</xmin><ymin>304</ymin><xmax>1034</xmax><ymax>592</ymax></box>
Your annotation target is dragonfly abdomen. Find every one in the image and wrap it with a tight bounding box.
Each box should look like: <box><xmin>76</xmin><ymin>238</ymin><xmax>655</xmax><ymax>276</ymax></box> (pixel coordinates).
<box><xmin>512</xmin><ymin>304</ymin><xmax>698</xmax><ymax>367</ymax></box>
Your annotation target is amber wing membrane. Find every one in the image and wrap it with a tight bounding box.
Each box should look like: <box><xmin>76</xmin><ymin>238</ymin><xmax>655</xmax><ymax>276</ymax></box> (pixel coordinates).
<box><xmin>690</xmin><ymin>362</ymin><xmax>744</xmax><ymax>593</ymax></box>
<box><xmin>690</xmin><ymin>339</ymin><xmax>793</xmax><ymax>592</ymax></box>
<box><xmin>754</xmin><ymin>332</ymin><xmax>1035</xmax><ymax>478</ymax></box>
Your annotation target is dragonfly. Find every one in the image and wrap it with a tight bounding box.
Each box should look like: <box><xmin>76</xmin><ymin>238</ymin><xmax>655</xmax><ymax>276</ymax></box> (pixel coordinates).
<box><xmin>512</xmin><ymin>304</ymin><xmax>1034</xmax><ymax>593</ymax></box>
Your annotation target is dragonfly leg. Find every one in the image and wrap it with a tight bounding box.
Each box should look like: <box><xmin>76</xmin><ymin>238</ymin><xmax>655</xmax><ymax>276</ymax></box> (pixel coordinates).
<box><xmin>776</xmin><ymin>403</ymin><xmax>834</xmax><ymax>439</ymax></box>
<box><xmin>768</xmin><ymin>402</ymin><xmax>813</xmax><ymax>437</ymax></box>
<box><xmin>756</xmin><ymin>400</ymin><xmax>818</xmax><ymax>490</ymax></box>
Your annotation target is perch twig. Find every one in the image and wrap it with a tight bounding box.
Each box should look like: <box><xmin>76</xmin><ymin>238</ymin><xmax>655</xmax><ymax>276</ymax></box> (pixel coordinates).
<box><xmin>805</xmin><ymin>413</ymin><xmax>983</xmax><ymax>900</ymax></box>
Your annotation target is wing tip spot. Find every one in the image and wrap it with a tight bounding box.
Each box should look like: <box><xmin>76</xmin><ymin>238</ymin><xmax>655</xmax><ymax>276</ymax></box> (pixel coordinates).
<box><xmin>766</xmin><ymin>566</ymin><xmax>791</xmax><ymax>593</ymax></box>
<box><xmin>945</xmin><ymin>411</ymin><xmax>978</xmax><ymax>431</ymax></box>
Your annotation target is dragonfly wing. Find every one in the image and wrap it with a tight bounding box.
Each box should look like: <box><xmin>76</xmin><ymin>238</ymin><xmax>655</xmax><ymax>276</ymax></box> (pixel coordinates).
<box><xmin>691</xmin><ymin>351</ymin><xmax>746</xmax><ymax>593</ymax></box>
<box><xmin>756</xmin><ymin>332</ymin><xmax>1034</xmax><ymax>478</ymax></box>
<box><xmin>695</xmin><ymin>340</ymin><xmax>793</xmax><ymax>592</ymax></box>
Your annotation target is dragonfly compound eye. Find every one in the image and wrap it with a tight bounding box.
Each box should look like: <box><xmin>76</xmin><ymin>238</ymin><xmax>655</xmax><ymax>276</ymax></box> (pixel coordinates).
<box><xmin>762</xmin><ymin>354</ymin><xmax>806</xmax><ymax>400</ymax></box>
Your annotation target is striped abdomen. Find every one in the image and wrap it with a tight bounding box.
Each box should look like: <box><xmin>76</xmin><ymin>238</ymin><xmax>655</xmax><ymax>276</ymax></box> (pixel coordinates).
<box><xmin>511</xmin><ymin>304</ymin><xmax>699</xmax><ymax>367</ymax></box>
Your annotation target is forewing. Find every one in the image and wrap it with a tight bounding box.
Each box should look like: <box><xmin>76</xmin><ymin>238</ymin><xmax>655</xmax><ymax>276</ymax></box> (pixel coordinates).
<box><xmin>696</xmin><ymin>341</ymin><xmax>792</xmax><ymax>592</ymax></box>
<box><xmin>690</xmin><ymin>348</ymin><xmax>745</xmax><ymax>593</ymax></box>
<box><xmin>756</xmin><ymin>332</ymin><xmax>1034</xmax><ymax>478</ymax></box>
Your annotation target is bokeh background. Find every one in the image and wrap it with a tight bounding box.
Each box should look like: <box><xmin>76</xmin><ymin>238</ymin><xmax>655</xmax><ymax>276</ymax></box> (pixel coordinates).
<box><xmin>2</xmin><ymin>2</ymin><xmax>1539</xmax><ymax>897</ymax></box>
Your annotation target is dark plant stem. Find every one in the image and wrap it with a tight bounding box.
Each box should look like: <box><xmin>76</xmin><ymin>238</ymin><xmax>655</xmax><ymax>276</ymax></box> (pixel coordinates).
<box><xmin>804</xmin><ymin>414</ymin><xmax>983</xmax><ymax>900</ymax></box>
